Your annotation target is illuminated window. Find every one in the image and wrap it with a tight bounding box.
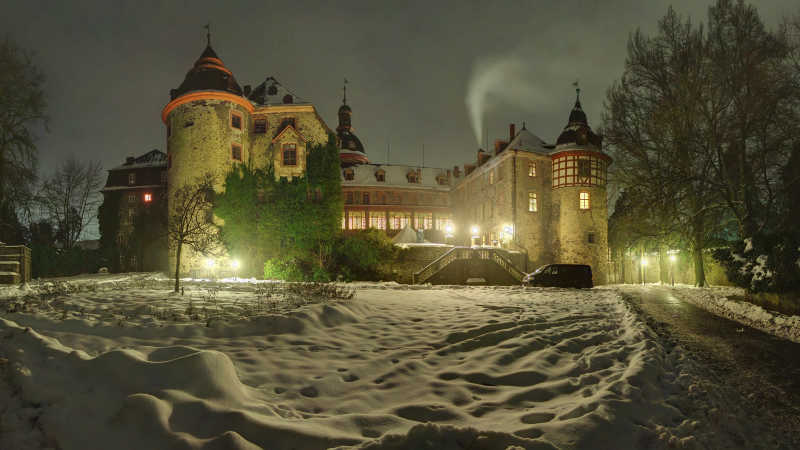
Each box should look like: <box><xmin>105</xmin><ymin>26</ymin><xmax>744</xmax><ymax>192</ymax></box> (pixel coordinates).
<box><xmin>128</xmin><ymin>173</ymin><xmax>136</xmax><ymax>185</ymax></box>
<box><xmin>415</xmin><ymin>212</ymin><xmax>433</xmax><ymax>230</ymax></box>
<box><xmin>363</xmin><ymin>192</ymin><xmax>370</xmax><ymax>204</ymax></box>
<box><xmin>345</xmin><ymin>192</ymin><xmax>353</xmax><ymax>204</ymax></box>
<box><xmin>282</xmin><ymin>143</ymin><xmax>296</xmax><ymax>166</ymax></box>
<box><xmin>369</xmin><ymin>212</ymin><xmax>386</xmax><ymax>230</ymax></box>
<box><xmin>254</xmin><ymin>118</ymin><xmax>267</xmax><ymax>134</ymax></box>
<box><xmin>231</xmin><ymin>112</ymin><xmax>242</xmax><ymax>130</ymax></box>
<box><xmin>579</xmin><ymin>191</ymin><xmax>590</xmax><ymax>209</ymax></box>
<box><xmin>128</xmin><ymin>194</ymin><xmax>136</xmax><ymax>202</ymax></box>
<box><xmin>389</xmin><ymin>212</ymin><xmax>410</xmax><ymax>230</ymax></box>
<box><xmin>528</xmin><ymin>161</ymin><xmax>536</xmax><ymax>177</ymax></box>
<box><xmin>231</xmin><ymin>144</ymin><xmax>242</xmax><ymax>162</ymax></box>
<box><xmin>528</xmin><ymin>192</ymin><xmax>537</xmax><ymax>212</ymax></box>
<box><xmin>348</xmin><ymin>211</ymin><xmax>365</xmax><ymax>229</ymax></box>
<box><xmin>489</xmin><ymin>170</ymin><xmax>495</xmax><ymax>185</ymax></box>
<box><xmin>143</xmin><ymin>193</ymin><xmax>152</xmax><ymax>203</ymax></box>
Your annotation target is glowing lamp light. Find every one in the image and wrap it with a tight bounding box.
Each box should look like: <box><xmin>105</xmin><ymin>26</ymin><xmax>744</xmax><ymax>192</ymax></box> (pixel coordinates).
<box><xmin>143</xmin><ymin>193</ymin><xmax>152</xmax><ymax>203</ymax></box>
<box><xmin>204</xmin><ymin>258</ymin><xmax>215</xmax><ymax>269</ymax></box>
<box><xmin>669</xmin><ymin>254</ymin><xmax>677</xmax><ymax>262</ymax></box>
<box><xmin>503</xmin><ymin>224</ymin><xmax>514</xmax><ymax>235</ymax></box>
<box><xmin>445</xmin><ymin>224</ymin><xmax>454</xmax><ymax>235</ymax></box>
<box><xmin>231</xmin><ymin>259</ymin><xmax>241</xmax><ymax>270</ymax></box>
<box><xmin>471</xmin><ymin>225</ymin><xmax>479</xmax><ymax>236</ymax></box>
<box><xmin>641</xmin><ymin>258</ymin><xmax>648</xmax><ymax>267</ymax></box>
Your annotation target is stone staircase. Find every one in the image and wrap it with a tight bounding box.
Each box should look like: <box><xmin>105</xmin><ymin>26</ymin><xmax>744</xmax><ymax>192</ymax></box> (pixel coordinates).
<box><xmin>0</xmin><ymin>244</ymin><xmax>31</xmax><ymax>285</ymax></box>
<box><xmin>412</xmin><ymin>246</ymin><xmax>526</xmax><ymax>285</ymax></box>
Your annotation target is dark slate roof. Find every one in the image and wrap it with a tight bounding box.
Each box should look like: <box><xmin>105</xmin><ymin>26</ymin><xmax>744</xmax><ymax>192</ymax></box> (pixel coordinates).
<box><xmin>555</xmin><ymin>98</ymin><xmax>602</xmax><ymax>148</ymax></box>
<box><xmin>247</xmin><ymin>76</ymin><xmax>308</xmax><ymax>106</ymax></box>
<box><xmin>110</xmin><ymin>149</ymin><xmax>167</xmax><ymax>171</ymax></box>
<box><xmin>339</xmin><ymin>130</ymin><xmax>365</xmax><ymax>153</ymax></box>
<box><xmin>170</xmin><ymin>45</ymin><xmax>243</xmax><ymax>100</ymax></box>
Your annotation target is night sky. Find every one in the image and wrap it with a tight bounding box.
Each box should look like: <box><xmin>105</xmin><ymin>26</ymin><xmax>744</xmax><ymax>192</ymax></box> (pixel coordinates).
<box><xmin>3</xmin><ymin>0</ymin><xmax>796</xmax><ymax>177</ymax></box>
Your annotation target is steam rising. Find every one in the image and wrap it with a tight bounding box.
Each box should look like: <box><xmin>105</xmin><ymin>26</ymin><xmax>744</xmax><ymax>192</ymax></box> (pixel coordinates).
<box><xmin>465</xmin><ymin>54</ymin><xmax>553</xmax><ymax>147</ymax></box>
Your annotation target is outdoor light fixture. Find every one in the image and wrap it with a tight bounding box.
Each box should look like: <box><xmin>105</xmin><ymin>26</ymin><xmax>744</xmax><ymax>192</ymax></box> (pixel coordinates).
<box><xmin>445</xmin><ymin>224</ymin><xmax>454</xmax><ymax>235</ymax></box>
<box><xmin>204</xmin><ymin>258</ymin><xmax>215</xmax><ymax>269</ymax></box>
<box><xmin>669</xmin><ymin>254</ymin><xmax>676</xmax><ymax>262</ymax></box>
<box><xmin>641</xmin><ymin>258</ymin><xmax>648</xmax><ymax>266</ymax></box>
<box><xmin>231</xmin><ymin>260</ymin><xmax>240</xmax><ymax>269</ymax></box>
<box><xmin>471</xmin><ymin>225</ymin><xmax>479</xmax><ymax>236</ymax></box>
<box><xmin>143</xmin><ymin>193</ymin><xmax>152</xmax><ymax>203</ymax></box>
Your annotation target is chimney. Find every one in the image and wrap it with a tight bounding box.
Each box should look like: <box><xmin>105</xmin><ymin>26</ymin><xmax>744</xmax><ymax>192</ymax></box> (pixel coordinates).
<box><xmin>446</xmin><ymin>169</ymin><xmax>451</xmax><ymax>178</ymax></box>
<box><xmin>453</xmin><ymin>166</ymin><xmax>461</xmax><ymax>177</ymax></box>
<box><xmin>509</xmin><ymin>123</ymin><xmax>516</xmax><ymax>141</ymax></box>
<box><xmin>494</xmin><ymin>140</ymin><xmax>508</xmax><ymax>155</ymax></box>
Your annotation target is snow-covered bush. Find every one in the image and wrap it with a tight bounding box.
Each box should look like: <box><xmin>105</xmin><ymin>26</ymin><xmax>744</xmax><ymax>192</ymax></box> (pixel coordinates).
<box><xmin>713</xmin><ymin>234</ymin><xmax>800</xmax><ymax>293</ymax></box>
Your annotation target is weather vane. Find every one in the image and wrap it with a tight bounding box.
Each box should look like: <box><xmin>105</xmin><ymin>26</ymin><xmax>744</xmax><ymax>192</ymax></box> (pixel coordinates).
<box><xmin>343</xmin><ymin>78</ymin><xmax>348</xmax><ymax>104</ymax></box>
<box><xmin>204</xmin><ymin>23</ymin><xmax>211</xmax><ymax>46</ymax></box>
<box><xmin>572</xmin><ymin>80</ymin><xmax>580</xmax><ymax>101</ymax></box>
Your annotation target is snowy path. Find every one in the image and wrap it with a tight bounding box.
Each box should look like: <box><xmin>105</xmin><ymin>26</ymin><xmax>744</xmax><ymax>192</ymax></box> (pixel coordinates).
<box><xmin>0</xmin><ymin>279</ymin><xmax>698</xmax><ymax>449</ymax></box>
<box><xmin>619</xmin><ymin>285</ymin><xmax>800</xmax><ymax>449</ymax></box>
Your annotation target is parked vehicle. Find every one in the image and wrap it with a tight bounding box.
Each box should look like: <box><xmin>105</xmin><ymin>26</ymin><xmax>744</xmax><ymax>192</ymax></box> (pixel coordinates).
<box><xmin>522</xmin><ymin>264</ymin><xmax>593</xmax><ymax>288</ymax></box>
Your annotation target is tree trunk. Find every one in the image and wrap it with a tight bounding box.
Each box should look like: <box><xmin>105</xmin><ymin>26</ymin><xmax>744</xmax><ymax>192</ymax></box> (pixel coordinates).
<box><xmin>692</xmin><ymin>246</ymin><xmax>706</xmax><ymax>287</ymax></box>
<box><xmin>174</xmin><ymin>242</ymin><xmax>182</xmax><ymax>292</ymax></box>
<box><xmin>658</xmin><ymin>245</ymin><xmax>668</xmax><ymax>285</ymax></box>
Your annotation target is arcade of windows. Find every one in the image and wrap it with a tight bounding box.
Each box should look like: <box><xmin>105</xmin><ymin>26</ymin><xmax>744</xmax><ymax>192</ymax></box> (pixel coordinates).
<box><xmin>342</xmin><ymin>210</ymin><xmax>451</xmax><ymax>232</ymax></box>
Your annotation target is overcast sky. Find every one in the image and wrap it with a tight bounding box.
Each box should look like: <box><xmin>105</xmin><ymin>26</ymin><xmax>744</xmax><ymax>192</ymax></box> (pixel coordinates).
<box><xmin>3</xmin><ymin>0</ymin><xmax>797</xmax><ymax>177</ymax></box>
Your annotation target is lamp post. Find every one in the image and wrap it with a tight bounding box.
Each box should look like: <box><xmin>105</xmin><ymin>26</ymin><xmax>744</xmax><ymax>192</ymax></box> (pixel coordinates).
<box><xmin>669</xmin><ymin>254</ymin><xmax>676</xmax><ymax>286</ymax></box>
<box><xmin>231</xmin><ymin>259</ymin><xmax>240</xmax><ymax>280</ymax></box>
<box><xmin>470</xmin><ymin>225</ymin><xmax>480</xmax><ymax>247</ymax></box>
<box><xmin>204</xmin><ymin>258</ymin><xmax>215</xmax><ymax>280</ymax></box>
<box><xmin>641</xmin><ymin>257</ymin><xmax>647</xmax><ymax>285</ymax></box>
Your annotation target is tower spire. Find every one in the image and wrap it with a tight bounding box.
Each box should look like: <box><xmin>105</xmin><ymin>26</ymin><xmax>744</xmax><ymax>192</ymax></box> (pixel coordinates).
<box><xmin>572</xmin><ymin>80</ymin><xmax>581</xmax><ymax>107</ymax></box>
<box><xmin>343</xmin><ymin>78</ymin><xmax>348</xmax><ymax>104</ymax></box>
<box><xmin>204</xmin><ymin>23</ymin><xmax>211</xmax><ymax>46</ymax></box>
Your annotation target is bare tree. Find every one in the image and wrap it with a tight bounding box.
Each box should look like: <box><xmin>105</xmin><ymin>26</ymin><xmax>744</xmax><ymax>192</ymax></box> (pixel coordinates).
<box><xmin>168</xmin><ymin>175</ymin><xmax>218</xmax><ymax>293</ymax></box>
<box><xmin>38</xmin><ymin>157</ymin><xmax>103</xmax><ymax>249</ymax></box>
<box><xmin>0</xmin><ymin>36</ymin><xmax>47</xmax><ymax>235</ymax></box>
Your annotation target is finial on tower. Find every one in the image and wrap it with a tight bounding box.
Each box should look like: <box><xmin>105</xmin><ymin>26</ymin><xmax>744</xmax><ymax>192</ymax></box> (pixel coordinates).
<box><xmin>204</xmin><ymin>23</ymin><xmax>211</xmax><ymax>46</ymax></box>
<box><xmin>343</xmin><ymin>78</ymin><xmax>348</xmax><ymax>104</ymax></box>
<box><xmin>572</xmin><ymin>80</ymin><xmax>581</xmax><ymax>107</ymax></box>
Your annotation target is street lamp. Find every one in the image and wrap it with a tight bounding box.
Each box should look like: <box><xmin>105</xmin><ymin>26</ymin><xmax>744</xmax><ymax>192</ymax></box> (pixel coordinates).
<box><xmin>669</xmin><ymin>253</ymin><xmax>676</xmax><ymax>286</ymax></box>
<box><xmin>641</xmin><ymin>257</ymin><xmax>647</xmax><ymax>285</ymax></box>
<box><xmin>470</xmin><ymin>225</ymin><xmax>480</xmax><ymax>247</ymax></box>
<box><xmin>231</xmin><ymin>259</ymin><xmax>241</xmax><ymax>280</ymax></box>
<box><xmin>204</xmin><ymin>258</ymin><xmax>215</xmax><ymax>280</ymax></box>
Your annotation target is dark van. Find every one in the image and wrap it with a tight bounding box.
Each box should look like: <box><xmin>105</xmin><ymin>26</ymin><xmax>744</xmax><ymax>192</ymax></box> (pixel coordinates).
<box><xmin>522</xmin><ymin>264</ymin><xmax>593</xmax><ymax>288</ymax></box>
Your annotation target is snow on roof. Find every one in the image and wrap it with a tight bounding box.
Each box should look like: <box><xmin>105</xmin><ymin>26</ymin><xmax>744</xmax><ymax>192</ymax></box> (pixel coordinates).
<box><xmin>342</xmin><ymin>164</ymin><xmax>451</xmax><ymax>190</ymax></box>
<box><xmin>109</xmin><ymin>150</ymin><xmax>167</xmax><ymax>171</ymax></box>
<box><xmin>248</xmin><ymin>76</ymin><xmax>310</xmax><ymax>106</ymax></box>
<box><xmin>506</xmin><ymin>129</ymin><xmax>550</xmax><ymax>155</ymax></box>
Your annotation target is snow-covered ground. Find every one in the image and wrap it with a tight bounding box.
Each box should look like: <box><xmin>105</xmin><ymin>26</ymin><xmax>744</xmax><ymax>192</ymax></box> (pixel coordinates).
<box><xmin>0</xmin><ymin>274</ymin><xmax>742</xmax><ymax>449</ymax></box>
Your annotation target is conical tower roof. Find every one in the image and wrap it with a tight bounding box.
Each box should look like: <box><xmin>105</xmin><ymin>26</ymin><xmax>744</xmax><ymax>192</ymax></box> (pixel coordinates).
<box><xmin>170</xmin><ymin>44</ymin><xmax>243</xmax><ymax>100</ymax></box>
<box><xmin>555</xmin><ymin>90</ymin><xmax>602</xmax><ymax>148</ymax></box>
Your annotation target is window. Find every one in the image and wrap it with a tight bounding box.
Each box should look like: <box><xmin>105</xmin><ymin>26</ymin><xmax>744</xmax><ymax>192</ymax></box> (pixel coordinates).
<box><xmin>345</xmin><ymin>192</ymin><xmax>353</xmax><ymax>204</ymax></box>
<box><xmin>161</xmin><ymin>171</ymin><xmax>167</xmax><ymax>184</ymax></box>
<box><xmin>389</xmin><ymin>212</ymin><xmax>411</xmax><ymax>230</ymax></box>
<box><xmin>231</xmin><ymin>144</ymin><xmax>242</xmax><ymax>162</ymax></box>
<box><xmin>231</xmin><ymin>112</ymin><xmax>242</xmax><ymax>130</ymax></box>
<box><xmin>128</xmin><ymin>173</ymin><xmax>136</xmax><ymax>185</ymax></box>
<box><xmin>128</xmin><ymin>194</ymin><xmax>136</xmax><ymax>202</ymax></box>
<box><xmin>578</xmin><ymin>159</ymin><xmax>591</xmax><ymax>178</ymax></box>
<box><xmin>282</xmin><ymin>143</ymin><xmax>297</xmax><ymax>166</ymax></box>
<box><xmin>280</xmin><ymin>117</ymin><xmax>296</xmax><ymax>129</ymax></box>
<box><xmin>344</xmin><ymin>168</ymin><xmax>354</xmax><ymax>181</ymax></box>
<box><xmin>369</xmin><ymin>212</ymin><xmax>386</xmax><ymax>230</ymax></box>
<box><xmin>363</xmin><ymin>193</ymin><xmax>370</xmax><ymax>205</ymax></box>
<box><xmin>375</xmin><ymin>170</ymin><xmax>385</xmax><ymax>182</ymax></box>
<box><xmin>588</xmin><ymin>232</ymin><xmax>596</xmax><ymax>244</ymax></box>
<box><xmin>348</xmin><ymin>211</ymin><xmax>365</xmax><ymax>229</ymax></box>
<box><xmin>528</xmin><ymin>161</ymin><xmax>536</xmax><ymax>177</ymax></box>
<box><xmin>254</xmin><ymin>118</ymin><xmax>267</xmax><ymax>134</ymax></box>
<box><xmin>407</xmin><ymin>171</ymin><xmax>419</xmax><ymax>183</ymax></box>
<box><xmin>143</xmin><ymin>193</ymin><xmax>152</xmax><ymax>203</ymax></box>
<box><xmin>128</xmin><ymin>208</ymin><xmax>135</xmax><ymax>221</ymax></box>
<box><xmin>415</xmin><ymin>212</ymin><xmax>433</xmax><ymax>230</ymax></box>
<box><xmin>489</xmin><ymin>170</ymin><xmax>495</xmax><ymax>185</ymax></box>
<box><xmin>579</xmin><ymin>191</ymin><xmax>590</xmax><ymax>210</ymax></box>
<box><xmin>529</xmin><ymin>192</ymin><xmax>537</xmax><ymax>212</ymax></box>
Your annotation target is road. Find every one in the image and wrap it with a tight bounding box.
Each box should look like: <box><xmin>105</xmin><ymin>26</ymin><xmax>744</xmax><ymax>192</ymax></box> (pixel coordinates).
<box><xmin>619</xmin><ymin>285</ymin><xmax>800</xmax><ymax>449</ymax></box>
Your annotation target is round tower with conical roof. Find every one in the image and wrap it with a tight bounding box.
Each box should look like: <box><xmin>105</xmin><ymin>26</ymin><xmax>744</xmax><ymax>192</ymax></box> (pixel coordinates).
<box><xmin>336</xmin><ymin>82</ymin><xmax>368</xmax><ymax>166</ymax></box>
<box><xmin>550</xmin><ymin>89</ymin><xmax>612</xmax><ymax>284</ymax></box>
<box><xmin>162</xmin><ymin>37</ymin><xmax>254</xmax><ymax>273</ymax></box>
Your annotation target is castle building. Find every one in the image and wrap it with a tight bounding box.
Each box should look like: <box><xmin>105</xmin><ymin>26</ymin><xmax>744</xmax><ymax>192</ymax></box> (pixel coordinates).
<box><xmin>100</xmin><ymin>149</ymin><xmax>168</xmax><ymax>271</ymax></box>
<box><xmin>335</xmin><ymin>93</ymin><xmax>456</xmax><ymax>238</ymax></box>
<box><xmin>451</xmin><ymin>91</ymin><xmax>611</xmax><ymax>283</ymax></box>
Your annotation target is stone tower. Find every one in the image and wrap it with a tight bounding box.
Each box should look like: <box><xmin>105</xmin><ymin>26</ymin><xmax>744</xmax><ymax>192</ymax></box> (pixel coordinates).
<box><xmin>550</xmin><ymin>90</ymin><xmax>612</xmax><ymax>284</ymax></box>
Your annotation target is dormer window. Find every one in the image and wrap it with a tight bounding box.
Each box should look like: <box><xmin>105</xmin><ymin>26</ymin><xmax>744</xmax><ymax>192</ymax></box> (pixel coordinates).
<box><xmin>436</xmin><ymin>175</ymin><xmax>448</xmax><ymax>186</ymax></box>
<box><xmin>375</xmin><ymin>170</ymin><xmax>385</xmax><ymax>182</ymax></box>
<box><xmin>344</xmin><ymin>168</ymin><xmax>354</xmax><ymax>181</ymax></box>
<box><xmin>128</xmin><ymin>173</ymin><xmax>136</xmax><ymax>185</ymax></box>
<box><xmin>407</xmin><ymin>170</ymin><xmax>420</xmax><ymax>184</ymax></box>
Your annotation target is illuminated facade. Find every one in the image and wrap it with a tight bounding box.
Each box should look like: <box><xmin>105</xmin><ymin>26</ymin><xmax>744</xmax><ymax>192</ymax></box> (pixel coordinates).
<box><xmin>451</xmin><ymin>91</ymin><xmax>611</xmax><ymax>283</ymax></box>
